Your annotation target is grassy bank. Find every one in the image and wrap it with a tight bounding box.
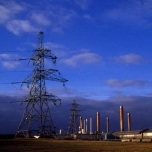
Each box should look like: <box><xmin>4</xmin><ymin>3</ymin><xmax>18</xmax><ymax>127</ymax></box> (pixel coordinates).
<box><xmin>1</xmin><ymin>139</ymin><xmax>152</xmax><ymax>151</ymax></box>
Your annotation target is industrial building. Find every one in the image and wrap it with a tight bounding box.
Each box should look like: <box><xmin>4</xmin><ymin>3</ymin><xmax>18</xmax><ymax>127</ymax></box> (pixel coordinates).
<box><xmin>57</xmin><ymin>105</ymin><xmax>152</xmax><ymax>142</ymax></box>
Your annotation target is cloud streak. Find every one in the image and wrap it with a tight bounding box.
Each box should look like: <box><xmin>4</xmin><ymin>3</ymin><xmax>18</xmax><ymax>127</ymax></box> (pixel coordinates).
<box><xmin>0</xmin><ymin>53</ymin><xmax>21</xmax><ymax>69</ymax></box>
<box><xmin>6</xmin><ymin>20</ymin><xmax>38</xmax><ymax>35</ymax></box>
<box><xmin>103</xmin><ymin>0</ymin><xmax>152</xmax><ymax>27</ymax></box>
<box><xmin>31</xmin><ymin>13</ymin><xmax>51</xmax><ymax>26</ymax></box>
<box><xmin>61</xmin><ymin>52</ymin><xmax>101</xmax><ymax>67</ymax></box>
<box><xmin>2</xmin><ymin>0</ymin><xmax>152</xmax><ymax>35</ymax></box>
<box><xmin>0</xmin><ymin>1</ymin><xmax>24</xmax><ymax>24</ymax></box>
<box><xmin>105</xmin><ymin>79</ymin><xmax>148</xmax><ymax>87</ymax></box>
<box><xmin>111</xmin><ymin>53</ymin><xmax>145</xmax><ymax>64</ymax></box>
<box><xmin>74</xmin><ymin>0</ymin><xmax>91</xmax><ymax>10</ymax></box>
<box><xmin>0</xmin><ymin>1</ymin><xmax>78</xmax><ymax>35</ymax></box>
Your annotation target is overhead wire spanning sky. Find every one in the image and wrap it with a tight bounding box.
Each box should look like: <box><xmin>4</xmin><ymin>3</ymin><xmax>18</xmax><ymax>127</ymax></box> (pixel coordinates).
<box><xmin>1</xmin><ymin>0</ymin><xmax>152</xmax><ymax>133</ymax></box>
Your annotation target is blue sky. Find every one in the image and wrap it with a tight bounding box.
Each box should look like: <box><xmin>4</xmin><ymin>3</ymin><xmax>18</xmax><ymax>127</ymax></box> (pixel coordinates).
<box><xmin>1</xmin><ymin>0</ymin><xmax>152</xmax><ymax>134</ymax></box>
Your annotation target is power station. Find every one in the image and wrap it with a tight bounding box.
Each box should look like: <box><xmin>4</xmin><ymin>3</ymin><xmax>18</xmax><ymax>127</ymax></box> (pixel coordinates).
<box><xmin>11</xmin><ymin>32</ymin><xmax>152</xmax><ymax>142</ymax></box>
<box><xmin>57</xmin><ymin>105</ymin><xmax>152</xmax><ymax>142</ymax></box>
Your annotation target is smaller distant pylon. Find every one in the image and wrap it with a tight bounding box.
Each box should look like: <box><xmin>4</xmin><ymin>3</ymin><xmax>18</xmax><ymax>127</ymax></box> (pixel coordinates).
<box><xmin>68</xmin><ymin>100</ymin><xmax>80</xmax><ymax>134</ymax></box>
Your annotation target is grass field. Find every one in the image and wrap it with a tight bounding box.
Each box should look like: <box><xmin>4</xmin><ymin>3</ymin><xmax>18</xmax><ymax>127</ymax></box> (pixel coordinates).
<box><xmin>1</xmin><ymin>139</ymin><xmax>152</xmax><ymax>152</ymax></box>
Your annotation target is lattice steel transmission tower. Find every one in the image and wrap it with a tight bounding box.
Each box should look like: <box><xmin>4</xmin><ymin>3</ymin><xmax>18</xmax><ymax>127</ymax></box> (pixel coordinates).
<box><xmin>68</xmin><ymin>100</ymin><xmax>80</xmax><ymax>134</ymax></box>
<box><xmin>15</xmin><ymin>31</ymin><xmax>68</xmax><ymax>138</ymax></box>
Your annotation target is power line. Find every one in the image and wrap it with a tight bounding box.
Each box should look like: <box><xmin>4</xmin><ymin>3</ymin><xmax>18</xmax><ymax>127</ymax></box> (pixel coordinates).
<box><xmin>0</xmin><ymin>71</ymin><xmax>31</xmax><ymax>72</ymax></box>
<box><xmin>0</xmin><ymin>59</ymin><xmax>21</xmax><ymax>61</ymax></box>
<box><xmin>0</xmin><ymin>59</ymin><xmax>32</xmax><ymax>62</ymax></box>
<box><xmin>0</xmin><ymin>51</ymin><xmax>32</xmax><ymax>53</ymax></box>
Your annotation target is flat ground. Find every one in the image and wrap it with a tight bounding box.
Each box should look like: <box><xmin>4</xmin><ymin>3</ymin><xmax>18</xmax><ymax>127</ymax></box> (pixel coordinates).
<box><xmin>1</xmin><ymin>139</ymin><xmax>152</xmax><ymax>152</ymax></box>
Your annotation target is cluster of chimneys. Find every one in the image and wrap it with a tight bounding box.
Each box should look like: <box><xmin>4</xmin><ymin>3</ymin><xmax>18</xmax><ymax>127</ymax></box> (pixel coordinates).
<box><xmin>79</xmin><ymin>112</ymin><xmax>109</xmax><ymax>134</ymax></box>
<box><xmin>120</xmin><ymin>106</ymin><xmax>131</xmax><ymax>132</ymax></box>
<box><xmin>79</xmin><ymin>106</ymin><xmax>131</xmax><ymax>134</ymax></box>
<box><xmin>79</xmin><ymin>117</ymin><xmax>94</xmax><ymax>134</ymax></box>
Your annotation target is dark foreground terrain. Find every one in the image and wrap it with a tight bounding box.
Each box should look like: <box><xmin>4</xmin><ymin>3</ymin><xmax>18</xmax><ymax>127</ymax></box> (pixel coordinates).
<box><xmin>1</xmin><ymin>139</ymin><xmax>152</xmax><ymax>152</ymax></box>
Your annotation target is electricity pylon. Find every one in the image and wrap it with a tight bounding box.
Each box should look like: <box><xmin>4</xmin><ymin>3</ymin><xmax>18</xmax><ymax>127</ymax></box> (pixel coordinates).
<box><xmin>68</xmin><ymin>100</ymin><xmax>80</xmax><ymax>134</ymax></box>
<box><xmin>15</xmin><ymin>31</ymin><xmax>68</xmax><ymax>138</ymax></box>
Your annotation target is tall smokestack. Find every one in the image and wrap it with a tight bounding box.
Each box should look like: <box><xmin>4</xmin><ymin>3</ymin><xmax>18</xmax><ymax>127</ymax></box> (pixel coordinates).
<box><xmin>80</xmin><ymin>116</ymin><xmax>82</xmax><ymax>132</ymax></box>
<box><xmin>127</xmin><ymin>113</ymin><xmax>131</xmax><ymax>131</ymax></box>
<box><xmin>96</xmin><ymin>112</ymin><xmax>100</xmax><ymax>133</ymax></box>
<box><xmin>84</xmin><ymin>120</ymin><xmax>86</xmax><ymax>133</ymax></box>
<box><xmin>106</xmin><ymin>117</ymin><xmax>109</xmax><ymax>133</ymax></box>
<box><xmin>120</xmin><ymin>106</ymin><xmax>124</xmax><ymax>132</ymax></box>
<box><xmin>86</xmin><ymin>119</ymin><xmax>88</xmax><ymax>133</ymax></box>
<box><xmin>90</xmin><ymin>117</ymin><xmax>92</xmax><ymax>134</ymax></box>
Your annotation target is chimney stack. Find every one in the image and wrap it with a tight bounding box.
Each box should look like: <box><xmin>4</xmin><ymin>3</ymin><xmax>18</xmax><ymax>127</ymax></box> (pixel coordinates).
<box><xmin>90</xmin><ymin>117</ymin><xmax>92</xmax><ymax>134</ymax></box>
<box><xmin>106</xmin><ymin>117</ymin><xmax>109</xmax><ymax>133</ymax></box>
<box><xmin>120</xmin><ymin>106</ymin><xmax>124</xmax><ymax>132</ymax></box>
<box><xmin>86</xmin><ymin>119</ymin><xmax>88</xmax><ymax>133</ymax></box>
<box><xmin>84</xmin><ymin>120</ymin><xmax>86</xmax><ymax>133</ymax></box>
<box><xmin>80</xmin><ymin>116</ymin><xmax>82</xmax><ymax>132</ymax></box>
<box><xmin>96</xmin><ymin>112</ymin><xmax>100</xmax><ymax>133</ymax></box>
<box><xmin>127</xmin><ymin>113</ymin><xmax>131</xmax><ymax>131</ymax></box>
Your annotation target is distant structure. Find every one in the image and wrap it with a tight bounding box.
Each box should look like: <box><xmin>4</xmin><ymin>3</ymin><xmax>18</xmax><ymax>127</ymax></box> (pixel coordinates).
<box><xmin>120</xmin><ymin>106</ymin><xmax>124</xmax><ymax>132</ymax></box>
<box><xmin>85</xmin><ymin>119</ymin><xmax>88</xmax><ymax>133</ymax></box>
<box><xmin>106</xmin><ymin>117</ymin><xmax>109</xmax><ymax>133</ymax></box>
<box><xmin>68</xmin><ymin>100</ymin><xmax>80</xmax><ymax>134</ymax></box>
<box><xmin>90</xmin><ymin>117</ymin><xmax>93</xmax><ymax>134</ymax></box>
<box><xmin>79</xmin><ymin>116</ymin><xmax>82</xmax><ymax>133</ymax></box>
<box><xmin>15</xmin><ymin>31</ymin><xmax>68</xmax><ymax>138</ymax></box>
<box><xmin>127</xmin><ymin>113</ymin><xmax>131</xmax><ymax>131</ymax></box>
<box><xmin>96</xmin><ymin>112</ymin><xmax>100</xmax><ymax>133</ymax></box>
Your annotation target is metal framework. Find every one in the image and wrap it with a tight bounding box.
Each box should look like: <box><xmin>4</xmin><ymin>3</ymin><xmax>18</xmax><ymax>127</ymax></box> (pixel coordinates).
<box><xmin>15</xmin><ymin>31</ymin><xmax>68</xmax><ymax>138</ymax></box>
<box><xmin>68</xmin><ymin>100</ymin><xmax>80</xmax><ymax>134</ymax></box>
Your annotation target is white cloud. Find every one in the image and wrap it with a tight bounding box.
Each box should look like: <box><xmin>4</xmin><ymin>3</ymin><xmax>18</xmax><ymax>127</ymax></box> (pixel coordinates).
<box><xmin>44</xmin><ymin>42</ymin><xmax>64</xmax><ymax>49</ymax></box>
<box><xmin>83</xmin><ymin>14</ymin><xmax>92</xmax><ymax>20</ymax></box>
<box><xmin>0</xmin><ymin>1</ymin><xmax>36</xmax><ymax>35</ymax></box>
<box><xmin>0</xmin><ymin>54</ymin><xmax>11</xmax><ymax>59</ymax></box>
<box><xmin>7</xmin><ymin>1</ymin><xmax>24</xmax><ymax>12</ymax></box>
<box><xmin>33</xmin><ymin>5</ymin><xmax>77</xmax><ymax>33</ymax></box>
<box><xmin>6</xmin><ymin>20</ymin><xmax>38</xmax><ymax>35</ymax></box>
<box><xmin>1</xmin><ymin>61</ymin><xmax>20</xmax><ymax>69</ymax></box>
<box><xmin>48</xmin><ymin>87</ymin><xmax>71</xmax><ymax>96</ymax></box>
<box><xmin>42</xmin><ymin>42</ymin><xmax>67</xmax><ymax>58</ymax></box>
<box><xmin>111</xmin><ymin>53</ymin><xmax>145</xmax><ymax>64</ymax></box>
<box><xmin>31</xmin><ymin>13</ymin><xmax>51</xmax><ymax>26</ymax></box>
<box><xmin>0</xmin><ymin>1</ymin><xmax>78</xmax><ymax>34</ymax></box>
<box><xmin>0</xmin><ymin>5</ymin><xmax>11</xmax><ymax>23</ymax></box>
<box><xmin>107</xmin><ymin>95</ymin><xmax>145</xmax><ymax>103</ymax></box>
<box><xmin>74</xmin><ymin>0</ymin><xmax>90</xmax><ymax>10</ymax></box>
<box><xmin>103</xmin><ymin>0</ymin><xmax>152</xmax><ymax>27</ymax></box>
<box><xmin>105</xmin><ymin>79</ymin><xmax>148</xmax><ymax>87</ymax></box>
<box><xmin>0</xmin><ymin>53</ymin><xmax>20</xmax><ymax>69</ymax></box>
<box><xmin>0</xmin><ymin>1</ymin><xmax>24</xmax><ymax>24</ymax></box>
<box><xmin>48</xmin><ymin>7</ymin><xmax>77</xmax><ymax>32</ymax></box>
<box><xmin>30</xmin><ymin>5</ymin><xmax>77</xmax><ymax>33</ymax></box>
<box><xmin>62</xmin><ymin>52</ymin><xmax>101</xmax><ymax>67</ymax></box>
